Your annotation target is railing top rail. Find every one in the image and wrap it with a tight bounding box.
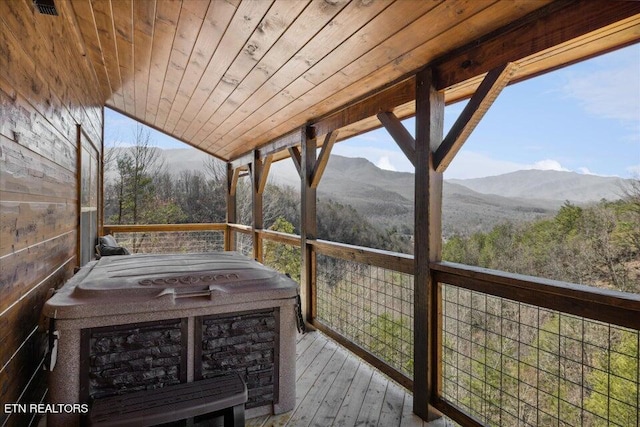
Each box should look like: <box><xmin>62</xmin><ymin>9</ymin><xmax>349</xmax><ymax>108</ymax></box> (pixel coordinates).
<box><xmin>259</xmin><ymin>229</ymin><xmax>301</xmax><ymax>246</ymax></box>
<box><xmin>103</xmin><ymin>223</ymin><xmax>226</xmax><ymax>233</ymax></box>
<box><xmin>310</xmin><ymin>239</ymin><xmax>414</xmax><ymax>275</ymax></box>
<box><xmin>432</xmin><ymin>261</ymin><xmax>640</xmax><ymax>330</ymax></box>
<box><xmin>227</xmin><ymin>223</ymin><xmax>252</xmax><ymax>233</ymax></box>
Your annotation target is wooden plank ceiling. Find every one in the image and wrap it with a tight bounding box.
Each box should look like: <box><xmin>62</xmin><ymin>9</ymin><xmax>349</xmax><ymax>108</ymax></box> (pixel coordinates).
<box><xmin>70</xmin><ymin>0</ymin><xmax>640</xmax><ymax>162</ymax></box>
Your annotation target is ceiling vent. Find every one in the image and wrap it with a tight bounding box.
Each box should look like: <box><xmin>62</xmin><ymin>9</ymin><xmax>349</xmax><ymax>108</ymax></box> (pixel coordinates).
<box><xmin>34</xmin><ymin>0</ymin><xmax>58</xmax><ymax>16</ymax></box>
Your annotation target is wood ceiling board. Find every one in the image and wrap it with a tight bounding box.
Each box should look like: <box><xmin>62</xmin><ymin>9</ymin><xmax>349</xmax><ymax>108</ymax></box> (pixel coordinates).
<box><xmin>68</xmin><ymin>0</ymin><xmax>112</xmax><ymax>102</ymax></box>
<box><xmin>172</xmin><ymin>0</ymin><xmax>275</xmax><ymax>139</ymax></box>
<box><xmin>228</xmin><ymin>0</ymin><xmax>638</xmax><ymax>160</ymax></box>
<box><xmin>151</xmin><ymin>1</ymin><xmax>207</xmax><ymax>129</ymax></box>
<box><xmin>132</xmin><ymin>0</ymin><xmax>156</xmax><ymax>119</ymax></box>
<box><xmin>111</xmin><ymin>0</ymin><xmax>136</xmax><ymax>115</ymax></box>
<box><xmin>194</xmin><ymin>0</ymin><xmax>352</xmax><ymax>149</ymax></box>
<box><xmin>206</xmin><ymin>0</ymin><xmax>433</xmax><ymax>154</ymax></box>
<box><xmin>144</xmin><ymin>0</ymin><xmax>182</xmax><ymax>123</ymax></box>
<box><xmin>159</xmin><ymin>0</ymin><xmax>239</xmax><ymax>134</ymax></box>
<box><xmin>91</xmin><ymin>0</ymin><xmax>125</xmax><ymax>110</ymax></box>
<box><xmin>220</xmin><ymin>0</ymin><xmax>530</xmax><ymax>157</ymax></box>
<box><xmin>170</xmin><ymin>0</ymin><xmax>307</xmax><ymax>139</ymax></box>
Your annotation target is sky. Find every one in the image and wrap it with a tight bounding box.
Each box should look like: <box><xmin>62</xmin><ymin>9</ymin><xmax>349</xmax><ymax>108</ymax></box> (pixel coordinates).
<box><xmin>105</xmin><ymin>44</ymin><xmax>640</xmax><ymax>180</ymax></box>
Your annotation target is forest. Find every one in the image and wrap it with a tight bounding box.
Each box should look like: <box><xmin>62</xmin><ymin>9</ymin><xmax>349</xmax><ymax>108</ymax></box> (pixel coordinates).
<box><xmin>104</xmin><ymin>134</ymin><xmax>639</xmax><ymax>426</ymax></box>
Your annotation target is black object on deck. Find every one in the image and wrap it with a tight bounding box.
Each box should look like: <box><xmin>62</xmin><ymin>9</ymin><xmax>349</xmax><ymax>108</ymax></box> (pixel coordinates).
<box><xmin>88</xmin><ymin>372</ymin><xmax>247</xmax><ymax>427</ymax></box>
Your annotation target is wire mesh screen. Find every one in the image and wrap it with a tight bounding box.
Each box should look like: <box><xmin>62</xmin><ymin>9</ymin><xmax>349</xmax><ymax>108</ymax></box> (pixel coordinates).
<box><xmin>441</xmin><ymin>283</ymin><xmax>640</xmax><ymax>427</ymax></box>
<box><xmin>261</xmin><ymin>239</ymin><xmax>301</xmax><ymax>283</ymax></box>
<box><xmin>111</xmin><ymin>230</ymin><xmax>224</xmax><ymax>254</ymax></box>
<box><xmin>234</xmin><ymin>231</ymin><xmax>253</xmax><ymax>258</ymax></box>
<box><xmin>316</xmin><ymin>254</ymin><xmax>414</xmax><ymax>377</ymax></box>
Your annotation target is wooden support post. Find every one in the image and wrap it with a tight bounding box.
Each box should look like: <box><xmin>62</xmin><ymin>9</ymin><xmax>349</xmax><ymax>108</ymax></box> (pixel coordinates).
<box><xmin>225</xmin><ymin>163</ymin><xmax>238</xmax><ymax>251</ymax></box>
<box><xmin>414</xmin><ymin>68</ymin><xmax>444</xmax><ymax>421</ymax></box>
<box><xmin>300</xmin><ymin>126</ymin><xmax>317</xmax><ymax>324</ymax></box>
<box><xmin>251</xmin><ymin>150</ymin><xmax>265</xmax><ymax>262</ymax></box>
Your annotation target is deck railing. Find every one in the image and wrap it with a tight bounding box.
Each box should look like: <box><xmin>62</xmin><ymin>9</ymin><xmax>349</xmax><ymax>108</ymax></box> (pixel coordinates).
<box><xmin>101</xmin><ymin>223</ymin><xmax>640</xmax><ymax>426</ymax></box>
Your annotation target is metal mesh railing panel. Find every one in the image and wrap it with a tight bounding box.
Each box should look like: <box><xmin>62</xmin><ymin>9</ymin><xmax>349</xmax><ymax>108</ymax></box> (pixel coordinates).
<box><xmin>441</xmin><ymin>283</ymin><xmax>640</xmax><ymax>427</ymax></box>
<box><xmin>316</xmin><ymin>254</ymin><xmax>414</xmax><ymax>377</ymax></box>
<box><xmin>111</xmin><ymin>230</ymin><xmax>224</xmax><ymax>254</ymax></box>
<box><xmin>234</xmin><ymin>231</ymin><xmax>253</xmax><ymax>258</ymax></box>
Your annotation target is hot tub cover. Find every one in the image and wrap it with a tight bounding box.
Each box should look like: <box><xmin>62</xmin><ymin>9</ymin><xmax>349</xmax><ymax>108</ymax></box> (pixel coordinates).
<box><xmin>43</xmin><ymin>252</ymin><xmax>299</xmax><ymax>319</ymax></box>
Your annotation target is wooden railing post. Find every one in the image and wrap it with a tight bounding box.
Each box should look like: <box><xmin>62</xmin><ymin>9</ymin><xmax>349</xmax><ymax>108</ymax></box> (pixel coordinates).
<box><xmin>226</xmin><ymin>162</ymin><xmax>237</xmax><ymax>252</ymax></box>
<box><xmin>300</xmin><ymin>126</ymin><xmax>317</xmax><ymax>324</ymax></box>
<box><xmin>414</xmin><ymin>68</ymin><xmax>444</xmax><ymax>421</ymax></box>
<box><xmin>251</xmin><ymin>150</ymin><xmax>264</xmax><ymax>262</ymax></box>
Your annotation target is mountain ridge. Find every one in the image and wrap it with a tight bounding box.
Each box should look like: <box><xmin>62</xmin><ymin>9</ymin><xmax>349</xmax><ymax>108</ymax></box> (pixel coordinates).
<box><xmin>106</xmin><ymin>147</ymin><xmax>630</xmax><ymax>236</ymax></box>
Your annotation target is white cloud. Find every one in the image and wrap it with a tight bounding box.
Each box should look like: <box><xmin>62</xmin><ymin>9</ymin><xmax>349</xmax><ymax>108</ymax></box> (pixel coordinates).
<box><xmin>445</xmin><ymin>152</ymin><xmax>578</xmax><ymax>179</ymax></box>
<box><xmin>627</xmin><ymin>164</ymin><xmax>640</xmax><ymax>177</ymax></box>
<box><xmin>444</xmin><ymin>151</ymin><xmax>527</xmax><ymax>179</ymax></box>
<box><xmin>562</xmin><ymin>53</ymin><xmax>640</xmax><ymax>123</ymax></box>
<box><xmin>376</xmin><ymin>156</ymin><xmax>397</xmax><ymax>171</ymax></box>
<box><xmin>577</xmin><ymin>167</ymin><xmax>595</xmax><ymax>175</ymax></box>
<box><xmin>529</xmin><ymin>159</ymin><xmax>570</xmax><ymax>172</ymax></box>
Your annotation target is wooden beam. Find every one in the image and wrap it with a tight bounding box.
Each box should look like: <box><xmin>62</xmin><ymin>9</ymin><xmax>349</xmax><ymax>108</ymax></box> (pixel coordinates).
<box><xmin>288</xmin><ymin>146</ymin><xmax>302</xmax><ymax>178</ymax></box>
<box><xmin>434</xmin><ymin>63</ymin><xmax>516</xmax><ymax>172</ymax></box>
<box><xmin>258</xmin><ymin>154</ymin><xmax>273</xmax><ymax>195</ymax></box>
<box><xmin>300</xmin><ymin>126</ymin><xmax>317</xmax><ymax>324</ymax></box>
<box><xmin>258</xmin><ymin>129</ymin><xmax>304</xmax><ymax>158</ymax></box>
<box><xmin>230</xmin><ymin>152</ymin><xmax>254</xmax><ymax>170</ymax></box>
<box><xmin>377</xmin><ymin>111</ymin><xmax>416</xmax><ymax>168</ymax></box>
<box><xmin>433</xmin><ymin>0</ymin><xmax>640</xmax><ymax>90</ymax></box>
<box><xmin>312</xmin><ymin>77</ymin><xmax>416</xmax><ymax>137</ymax></box>
<box><xmin>310</xmin><ymin>130</ymin><xmax>338</xmax><ymax>189</ymax></box>
<box><xmin>413</xmin><ymin>68</ymin><xmax>444</xmax><ymax>422</ymax></box>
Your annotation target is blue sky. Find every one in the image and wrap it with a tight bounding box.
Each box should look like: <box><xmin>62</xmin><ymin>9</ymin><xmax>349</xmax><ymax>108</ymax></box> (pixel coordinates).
<box><xmin>105</xmin><ymin>44</ymin><xmax>639</xmax><ymax>179</ymax></box>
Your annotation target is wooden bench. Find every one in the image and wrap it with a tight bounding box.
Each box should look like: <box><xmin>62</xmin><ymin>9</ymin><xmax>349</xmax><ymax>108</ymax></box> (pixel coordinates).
<box><xmin>88</xmin><ymin>372</ymin><xmax>247</xmax><ymax>427</ymax></box>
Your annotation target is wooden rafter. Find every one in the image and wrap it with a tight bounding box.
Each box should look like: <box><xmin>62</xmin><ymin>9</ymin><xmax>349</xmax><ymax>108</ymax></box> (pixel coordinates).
<box><xmin>312</xmin><ymin>77</ymin><xmax>416</xmax><ymax>137</ymax></box>
<box><xmin>434</xmin><ymin>63</ymin><xmax>517</xmax><ymax>172</ymax></box>
<box><xmin>377</xmin><ymin>111</ymin><xmax>416</xmax><ymax>168</ymax></box>
<box><xmin>311</xmin><ymin>131</ymin><xmax>338</xmax><ymax>189</ymax></box>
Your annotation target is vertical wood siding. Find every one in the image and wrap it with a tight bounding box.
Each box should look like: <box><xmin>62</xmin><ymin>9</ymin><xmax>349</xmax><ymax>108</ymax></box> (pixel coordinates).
<box><xmin>0</xmin><ymin>1</ymin><xmax>103</xmax><ymax>425</ymax></box>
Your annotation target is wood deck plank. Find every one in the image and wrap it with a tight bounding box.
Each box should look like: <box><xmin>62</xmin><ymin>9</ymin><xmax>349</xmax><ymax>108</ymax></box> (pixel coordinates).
<box><xmin>295</xmin><ymin>332</ymin><xmax>328</xmax><ymax>381</ymax></box>
<box><xmin>354</xmin><ymin>371</ymin><xmax>388</xmax><ymax>427</ymax></box>
<box><xmin>247</xmin><ymin>331</ymin><xmax>430</xmax><ymax>426</ymax></box>
<box><xmin>400</xmin><ymin>393</ymin><xmax>425</xmax><ymax>427</ymax></box>
<box><xmin>295</xmin><ymin>331</ymin><xmax>318</xmax><ymax>359</ymax></box>
<box><xmin>378</xmin><ymin>380</ymin><xmax>406</xmax><ymax>427</ymax></box>
<box><xmin>309</xmin><ymin>350</ymin><xmax>361</xmax><ymax>427</ymax></box>
<box><xmin>332</xmin><ymin>361</ymin><xmax>374</xmax><ymax>426</ymax></box>
<box><xmin>287</xmin><ymin>347</ymin><xmax>348</xmax><ymax>426</ymax></box>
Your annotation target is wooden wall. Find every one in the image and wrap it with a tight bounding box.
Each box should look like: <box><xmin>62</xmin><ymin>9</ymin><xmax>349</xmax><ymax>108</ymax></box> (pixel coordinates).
<box><xmin>0</xmin><ymin>0</ymin><xmax>103</xmax><ymax>425</ymax></box>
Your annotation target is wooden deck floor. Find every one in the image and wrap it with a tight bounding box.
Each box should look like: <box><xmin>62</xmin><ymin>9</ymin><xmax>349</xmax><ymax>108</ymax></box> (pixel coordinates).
<box><xmin>247</xmin><ymin>330</ymin><xmax>445</xmax><ymax>427</ymax></box>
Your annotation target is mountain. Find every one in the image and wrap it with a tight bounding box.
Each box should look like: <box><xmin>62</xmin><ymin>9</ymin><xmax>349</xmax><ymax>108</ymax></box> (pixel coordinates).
<box><xmin>106</xmin><ymin>147</ymin><xmax>630</xmax><ymax>237</ymax></box>
<box><xmin>449</xmin><ymin>170</ymin><xmax>627</xmax><ymax>203</ymax></box>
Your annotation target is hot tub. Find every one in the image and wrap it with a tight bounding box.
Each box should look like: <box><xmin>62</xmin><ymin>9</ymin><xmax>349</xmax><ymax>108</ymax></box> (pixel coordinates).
<box><xmin>42</xmin><ymin>252</ymin><xmax>300</xmax><ymax>427</ymax></box>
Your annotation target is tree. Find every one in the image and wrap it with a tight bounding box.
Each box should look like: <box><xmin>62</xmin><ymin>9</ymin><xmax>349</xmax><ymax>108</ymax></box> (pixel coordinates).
<box><xmin>263</xmin><ymin>217</ymin><xmax>301</xmax><ymax>283</ymax></box>
<box><xmin>585</xmin><ymin>330</ymin><xmax>639</xmax><ymax>426</ymax></box>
